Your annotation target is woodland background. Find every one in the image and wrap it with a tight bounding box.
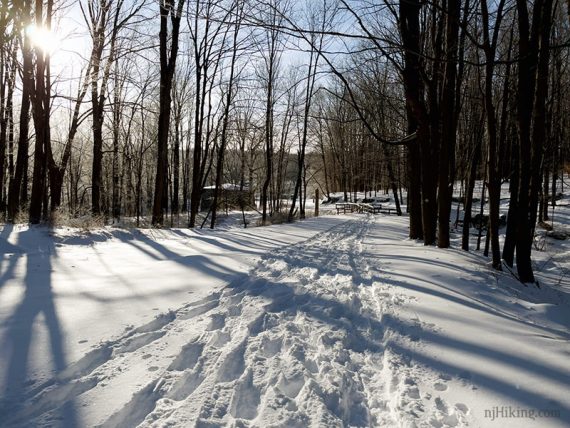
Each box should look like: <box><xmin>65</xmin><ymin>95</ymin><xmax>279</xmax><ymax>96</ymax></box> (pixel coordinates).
<box><xmin>0</xmin><ymin>0</ymin><xmax>568</xmax><ymax>283</ymax></box>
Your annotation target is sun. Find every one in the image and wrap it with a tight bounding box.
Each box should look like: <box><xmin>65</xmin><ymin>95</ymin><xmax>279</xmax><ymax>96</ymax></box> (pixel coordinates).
<box><xmin>26</xmin><ymin>24</ymin><xmax>61</xmax><ymax>55</ymax></box>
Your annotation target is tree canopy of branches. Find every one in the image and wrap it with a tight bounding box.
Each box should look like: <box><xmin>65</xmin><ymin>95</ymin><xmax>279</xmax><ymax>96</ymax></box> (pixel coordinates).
<box><xmin>0</xmin><ymin>0</ymin><xmax>568</xmax><ymax>284</ymax></box>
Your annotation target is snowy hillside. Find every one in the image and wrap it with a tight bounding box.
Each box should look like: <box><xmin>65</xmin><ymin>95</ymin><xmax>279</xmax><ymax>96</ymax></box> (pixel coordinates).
<box><xmin>1</xmin><ymin>210</ymin><xmax>569</xmax><ymax>427</ymax></box>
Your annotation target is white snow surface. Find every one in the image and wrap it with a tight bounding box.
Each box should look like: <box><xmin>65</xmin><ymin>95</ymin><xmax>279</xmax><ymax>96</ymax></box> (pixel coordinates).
<box><xmin>0</xmin><ymin>212</ymin><xmax>569</xmax><ymax>428</ymax></box>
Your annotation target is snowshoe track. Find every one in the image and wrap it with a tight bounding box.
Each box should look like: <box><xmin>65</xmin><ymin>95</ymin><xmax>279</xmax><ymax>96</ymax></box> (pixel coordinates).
<box><xmin>5</xmin><ymin>216</ymin><xmax>467</xmax><ymax>427</ymax></box>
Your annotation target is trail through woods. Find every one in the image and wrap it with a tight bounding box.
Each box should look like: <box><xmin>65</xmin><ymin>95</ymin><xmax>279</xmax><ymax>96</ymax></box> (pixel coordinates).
<box><xmin>1</xmin><ymin>214</ymin><xmax>569</xmax><ymax>427</ymax></box>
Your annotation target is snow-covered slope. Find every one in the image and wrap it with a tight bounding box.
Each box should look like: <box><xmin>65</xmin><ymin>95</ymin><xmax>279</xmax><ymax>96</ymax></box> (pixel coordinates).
<box><xmin>1</xmin><ymin>213</ymin><xmax>569</xmax><ymax>427</ymax></box>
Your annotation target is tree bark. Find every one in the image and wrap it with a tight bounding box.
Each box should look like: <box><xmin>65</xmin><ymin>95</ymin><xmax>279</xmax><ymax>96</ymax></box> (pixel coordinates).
<box><xmin>152</xmin><ymin>0</ymin><xmax>185</xmax><ymax>226</ymax></box>
<box><xmin>399</xmin><ymin>0</ymin><xmax>426</xmax><ymax>240</ymax></box>
<box><xmin>437</xmin><ymin>0</ymin><xmax>460</xmax><ymax>248</ymax></box>
<box><xmin>211</xmin><ymin>2</ymin><xmax>241</xmax><ymax>229</ymax></box>
<box><xmin>29</xmin><ymin>0</ymin><xmax>53</xmax><ymax>224</ymax></box>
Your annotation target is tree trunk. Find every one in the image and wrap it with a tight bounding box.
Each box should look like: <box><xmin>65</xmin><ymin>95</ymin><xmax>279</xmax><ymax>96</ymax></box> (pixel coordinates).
<box><xmin>512</xmin><ymin>0</ymin><xmax>553</xmax><ymax>283</ymax></box>
<box><xmin>212</xmin><ymin>5</ymin><xmax>241</xmax><ymax>229</ymax></box>
<box><xmin>462</xmin><ymin>118</ymin><xmax>483</xmax><ymax>251</ymax></box>
<box><xmin>262</xmin><ymin>75</ymin><xmax>274</xmax><ymax>224</ymax></box>
<box><xmin>437</xmin><ymin>0</ymin><xmax>460</xmax><ymax>248</ymax></box>
<box><xmin>112</xmin><ymin>82</ymin><xmax>121</xmax><ymax>221</ymax></box>
<box><xmin>399</xmin><ymin>0</ymin><xmax>430</xmax><ymax>242</ymax></box>
<box><xmin>30</xmin><ymin>0</ymin><xmax>52</xmax><ymax>224</ymax></box>
<box><xmin>8</xmin><ymin>6</ymin><xmax>33</xmax><ymax>221</ymax></box>
<box><xmin>172</xmin><ymin>114</ymin><xmax>180</xmax><ymax>216</ymax></box>
<box><xmin>152</xmin><ymin>0</ymin><xmax>184</xmax><ymax>226</ymax></box>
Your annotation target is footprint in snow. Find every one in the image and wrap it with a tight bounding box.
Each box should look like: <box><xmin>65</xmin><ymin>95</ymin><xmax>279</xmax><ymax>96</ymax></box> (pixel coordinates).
<box><xmin>229</xmin><ymin>369</ymin><xmax>260</xmax><ymax>420</ymax></box>
<box><xmin>209</xmin><ymin>331</ymin><xmax>231</xmax><ymax>348</ymax></box>
<box><xmin>168</xmin><ymin>341</ymin><xmax>204</xmax><ymax>371</ymax></box>
<box><xmin>216</xmin><ymin>343</ymin><xmax>246</xmax><ymax>382</ymax></box>
<box><xmin>261</xmin><ymin>336</ymin><xmax>283</xmax><ymax>357</ymax></box>
<box><xmin>434</xmin><ymin>382</ymin><xmax>448</xmax><ymax>391</ymax></box>
<box><xmin>116</xmin><ymin>331</ymin><xmax>166</xmax><ymax>354</ymax></box>
<box><xmin>179</xmin><ymin>299</ymin><xmax>220</xmax><ymax>320</ymax></box>
<box><xmin>455</xmin><ymin>403</ymin><xmax>469</xmax><ymax>414</ymax></box>
<box><xmin>431</xmin><ymin>397</ymin><xmax>464</xmax><ymax>428</ymax></box>
<box><xmin>407</xmin><ymin>386</ymin><xmax>421</xmax><ymax>399</ymax></box>
<box><xmin>167</xmin><ymin>368</ymin><xmax>204</xmax><ymax>401</ymax></box>
<box><xmin>206</xmin><ymin>313</ymin><xmax>226</xmax><ymax>331</ymax></box>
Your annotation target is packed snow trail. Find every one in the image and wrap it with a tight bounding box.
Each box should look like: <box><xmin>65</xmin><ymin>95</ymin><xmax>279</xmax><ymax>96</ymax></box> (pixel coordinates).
<box><xmin>1</xmin><ymin>216</ymin><xmax>468</xmax><ymax>427</ymax></box>
<box><xmin>3</xmin><ymin>213</ymin><xmax>570</xmax><ymax>427</ymax></box>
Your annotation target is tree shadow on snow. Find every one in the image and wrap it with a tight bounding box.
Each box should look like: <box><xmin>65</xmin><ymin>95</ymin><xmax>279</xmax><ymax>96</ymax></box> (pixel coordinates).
<box><xmin>0</xmin><ymin>227</ymin><xmax>80</xmax><ymax>426</ymax></box>
<box><xmin>227</xmin><ymin>241</ymin><xmax>570</xmax><ymax>424</ymax></box>
<box><xmin>0</xmin><ymin>224</ymin><xmax>21</xmax><ymax>292</ymax></box>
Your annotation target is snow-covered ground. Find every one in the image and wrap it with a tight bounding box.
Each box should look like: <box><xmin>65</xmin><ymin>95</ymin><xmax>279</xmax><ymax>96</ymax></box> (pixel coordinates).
<box><xmin>0</xmin><ymin>205</ymin><xmax>569</xmax><ymax>427</ymax></box>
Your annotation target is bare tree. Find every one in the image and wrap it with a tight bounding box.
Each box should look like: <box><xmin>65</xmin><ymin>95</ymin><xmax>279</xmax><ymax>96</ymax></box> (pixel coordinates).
<box><xmin>7</xmin><ymin>5</ymin><xmax>33</xmax><ymax>221</ymax></box>
<box><xmin>151</xmin><ymin>0</ymin><xmax>185</xmax><ymax>226</ymax></box>
<box><xmin>255</xmin><ymin>0</ymin><xmax>289</xmax><ymax>224</ymax></box>
<box><xmin>29</xmin><ymin>0</ymin><xmax>53</xmax><ymax>224</ymax></box>
<box><xmin>288</xmin><ymin>1</ymin><xmax>327</xmax><ymax>221</ymax></box>
<box><xmin>211</xmin><ymin>0</ymin><xmax>243</xmax><ymax>228</ymax></box>
<box><xmin>0</xmin><ymin>9</ymin><xmax>16</xmax><ymax>215</ymax></box>
<box><xmin>48</xmin><ymin>56</ymin><xmax>93</xmax><ymax>212</ymax></box>
<box><xmin>84</xmin><ymin>0</ymin><xmax>143</xmax><ymax>216</ymax></box>
<box><xmin>505</xmin><ymin>0</ymin><xmax>554</xmax><ymax>283</ymax></box>
<box><xmin>188</xmin><ymin>0</ymin><xmax>233</xmax><ymax>227</ymax></box>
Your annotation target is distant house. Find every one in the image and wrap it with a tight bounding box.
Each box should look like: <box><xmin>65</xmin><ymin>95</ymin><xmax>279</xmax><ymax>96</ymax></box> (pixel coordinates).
<box><xmin>200</xmin><ymin>184</ymin><xmax>252</xmax><ymax>212</ymax></box>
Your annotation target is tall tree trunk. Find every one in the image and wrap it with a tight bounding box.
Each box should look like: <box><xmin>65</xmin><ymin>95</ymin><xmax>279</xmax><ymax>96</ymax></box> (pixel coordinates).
<box><xmin>172</xmin><ymin>113</ymin><xmax>180</xmax><ymax>216</ymax></box>
<box><xmin>30</xmin><ymin>0</ymin><xmax>53</xmax><ymax>224</ymax></box>
<box><xmin>407</xmin><ymin>144</ymin><xmax>423</xmax><ymax>239</ymax></box>
<box><xmin>211</xmin><ymin>3</ymin><xmax>241</xmax><ymax>229</ymax></box>
<box><xmin>152</xmin><ymin>0</ymin><xmax>185</xmax><ymax>226</ymax></box>
<box><xmin>462</xmin><ymin>118</ymin><xmax>483</xmax><ymax>251</ymax></box>
<box><xmin>88</xmin><ymin>0</ymin><xmax>139</xmax><ymax>217</ymax></box>
<box><xmin>383</xmin><ymin>145</ymin><xmax>402</xmax><ymax>216</ymax></box>
<box><xmin>528</xmin><ymin>0</ymin><xmax>553</xmax><ymax>239</ymax></box>
<box><xmin>0</xmin><ymin>44</ymin><xmax>14</xmax><ymax>214</ymax></box>
<box><xmin>511</xmin><ymin>0</ymin><xmax>553</xmax><ymax>283</ymax></box>
<box><xmin>437</xmin><ymin>0</ymin><xmax>460</xmax><ymax>248</ymax></box>
<box><xmin>189</xmin><ymin>65</ymin><xmax>202</xmax><ymax>227</ymax></box>
<box><xmin>481</xmin><ymin>0</ymin><xmax>507</xmax><ymax>269</ymax></box>
<box><xmin>262</xmin><ymin>71</ymin><xmax>274</xmax><ymax>224</ymax></box>
<box><xmin>289</xmin><ymin>45</ymin><xmax>318</xmax><ymax>222</ymax></box>
<box><xmin>112</xmin><ymin>69</ymin><xmax>121</xmax><ymax>221</ymax></box>
<box><xmin>8</xmin><ymin>5</ymin><xmax>33</xmax><ymax>221</ymax></box>
<box><xmin>541</xmin><ymin>166</ymin><xmax>549</xmax><ymax>222</ymax></box>
<box><xmin>399</xmin><ymin>0</ymin><xmax>431</xmax><ymax>243</ymax></box>
<box><xmin>89</xmin><ymin>3</ymin><xmax>107</xmax><ymax>216</ymax></box>
<box><xmin>503</xmin><ymin>147</ymin><xmax>519</xmax><ymax>266</ymax></box>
